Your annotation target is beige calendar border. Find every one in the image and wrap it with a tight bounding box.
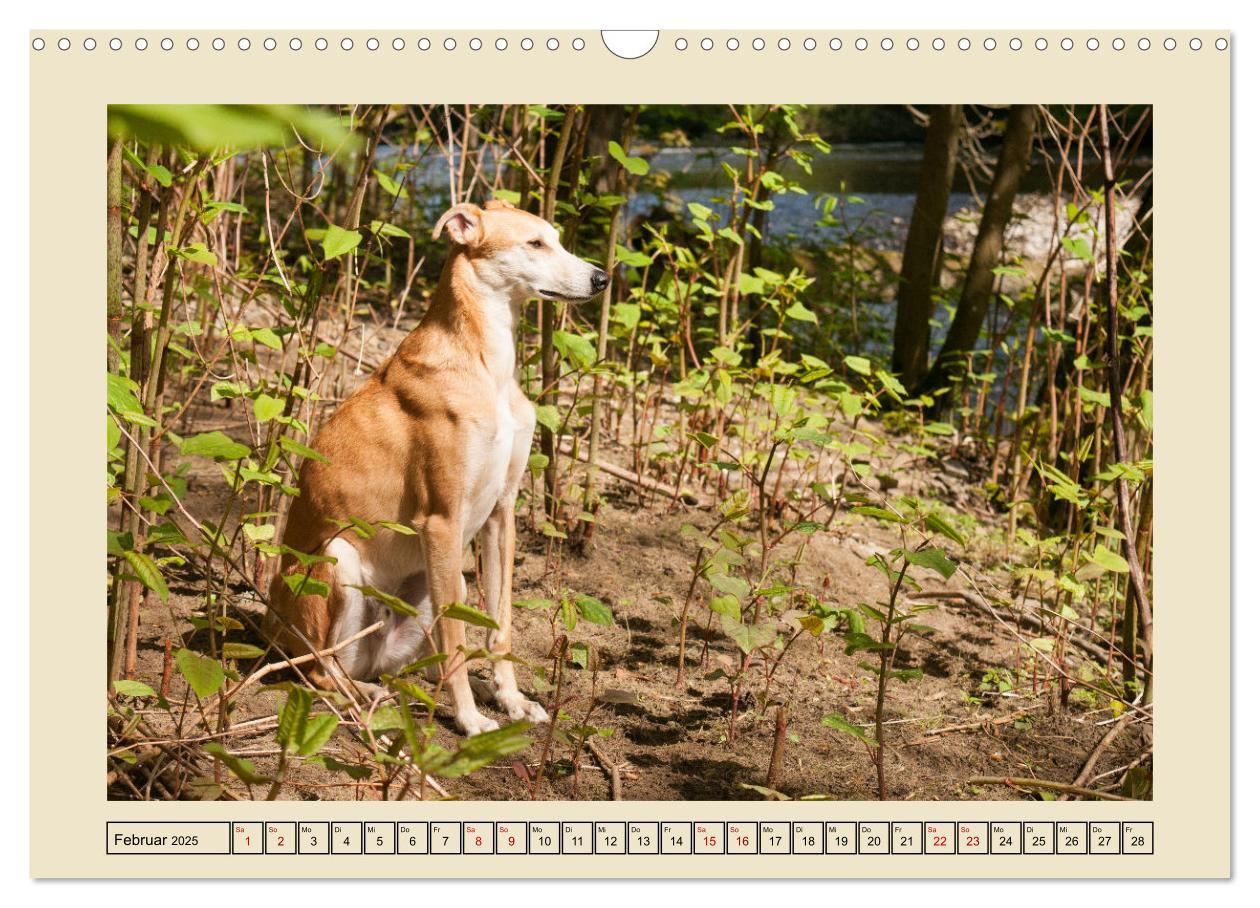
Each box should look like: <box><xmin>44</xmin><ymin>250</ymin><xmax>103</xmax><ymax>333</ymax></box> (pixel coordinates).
<box><xmin>29</xmin><ymin>29</ymin><xmax>1230</xmax><ymax>879</ymax></box>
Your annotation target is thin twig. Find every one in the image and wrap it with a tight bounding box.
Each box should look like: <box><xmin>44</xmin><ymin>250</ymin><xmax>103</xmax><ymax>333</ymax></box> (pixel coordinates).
<box><xmin>968</xmin><ymin>775</ymin><xmax>1134</xmax><ymax>801</ymax></box>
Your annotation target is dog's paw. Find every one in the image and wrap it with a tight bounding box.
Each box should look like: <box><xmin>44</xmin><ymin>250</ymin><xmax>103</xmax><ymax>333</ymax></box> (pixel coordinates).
<box><xmin>352</xmin><ymin>680</ymin><xmax>388</xmax><ymax>703</ymax></box>
<box><xmin>499</xmin><ymin>691</ymin><xmax>549</xmax><ymax>724</ymax></box>
<box><xmin>455</xmin><ymin>710</ymin><xmax>500</xmax><ymax>736</ymax></box>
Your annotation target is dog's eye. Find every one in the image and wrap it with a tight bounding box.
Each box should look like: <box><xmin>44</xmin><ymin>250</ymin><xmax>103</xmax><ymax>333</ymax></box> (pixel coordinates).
<box><xmin>527</xmin><ymin>238</ymin><xmax>545</xmax><ymax>249</ymax></box>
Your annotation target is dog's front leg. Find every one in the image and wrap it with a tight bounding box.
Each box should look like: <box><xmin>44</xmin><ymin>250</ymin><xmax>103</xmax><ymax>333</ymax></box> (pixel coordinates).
<box><xmin>482</xmin><ymin>499</ymin><xmax>548</xmax><ymax>723</ymax></box>
<box><xmin>424</xmin><ymin>515</ymin><xmax>499</xmax><ymax>736</ymax></box>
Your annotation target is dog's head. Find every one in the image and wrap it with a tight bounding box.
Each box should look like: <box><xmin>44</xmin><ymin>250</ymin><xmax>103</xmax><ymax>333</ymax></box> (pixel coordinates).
<box><xmin>432</xmin><ymin>199</ymin><xmax>609</xmax><ymax>302</ymax></box>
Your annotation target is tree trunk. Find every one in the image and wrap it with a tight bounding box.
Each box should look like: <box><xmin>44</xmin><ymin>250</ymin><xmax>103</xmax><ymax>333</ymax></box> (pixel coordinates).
<box><xmin>106</xmin><ymin>139</ymin><xmax>124</xmax><ymax>370</ymax></box>
<box><xmin>539</xmin><ymin>106</ymin><xmax>578</xmax><ymax>517</ymax></box>
<box><xmin>892</xmin><ymin>105</ymin><xmax>963</xmax><ymax>388</ymax></box>
<box><xmin>918</xmin><ymin>104</ymin><xmax>1038</xmax><ymax>402</ymax></box>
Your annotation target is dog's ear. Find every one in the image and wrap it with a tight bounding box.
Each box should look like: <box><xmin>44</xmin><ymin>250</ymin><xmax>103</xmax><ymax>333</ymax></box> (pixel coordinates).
<box><xmin>431</xmin><ymin>203</ymin><xmax>484</xmax><ymax>246</ymax></box>
<box><xmin>484</xmin><ymin>197</ymin><xmax>514</xmax><ymax>210</ymax></box>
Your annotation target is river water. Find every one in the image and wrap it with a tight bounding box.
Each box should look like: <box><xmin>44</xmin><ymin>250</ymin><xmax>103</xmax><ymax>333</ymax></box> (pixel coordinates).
<box><xmin>389</xmin><ymin>143</ymin><xmax>1139</xmax><ymax>257</ymax></box>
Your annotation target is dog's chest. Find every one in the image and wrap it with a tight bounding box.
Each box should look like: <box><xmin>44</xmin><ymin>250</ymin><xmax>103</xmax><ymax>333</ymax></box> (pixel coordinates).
<box><xmin>460</xmin><ymin>387</ymin><xmax>525</xmax><ymax>544</ymax></box>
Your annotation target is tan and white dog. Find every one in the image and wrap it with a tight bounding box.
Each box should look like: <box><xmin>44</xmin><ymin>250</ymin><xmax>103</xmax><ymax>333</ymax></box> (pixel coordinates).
<box><xmin>265</xmin><ymin>199</ymin><xmax>608</xmax><ymax>735</ymax></box>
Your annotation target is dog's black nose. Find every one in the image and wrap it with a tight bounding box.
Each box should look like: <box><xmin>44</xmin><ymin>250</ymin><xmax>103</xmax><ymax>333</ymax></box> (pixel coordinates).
<box><xmin>591</xmin><ymin>269</ymin><xmax>610</xmax><ymax>293</ymax></box>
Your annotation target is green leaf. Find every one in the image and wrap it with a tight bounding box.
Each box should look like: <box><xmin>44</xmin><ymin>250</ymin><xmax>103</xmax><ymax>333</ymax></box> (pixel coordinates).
<box><xmin>107</xmin><ymin>373</ymin><xmax>144</xmax><ymax>414</ymax></box>
<box><xmin>305</xmin><ymin>754</ymin><xmax>372</xmax><ymax>780</ymax></box>
<box><xmin>251</xmin><ymin>327</ymin><xmax>283</xmax><ymax>351</ymax></box>
<box><xmin>295</xmin><ymin>714</ymin><xmax>339</xmax><ymax>756</ymax></box>
<box><xmin>321</xmin><ymin>223</ymin><xmax>363</xmax><ymax>260</ymax></box>
<box><xmin>707</xmin><ymin>593</ymin><xmax>742</xmax><ymax>620</ymax></box>
<box><xmin>904</xmin><ymin>547</ymin><xmax>957</xmax><ymax>580</ymax></box>
<box><xmin>276</xmin><ymin>686</ymin><xmax>313</xmax><ymax>751</ymax></box>
<box><xmin>174</xmin><ymin>648</ymin><xmax>225</xmax><ymax>699</ymax></box>
<box><xmin>534</xmin><ymin>404</ymin><xmax>562</xmax><ymax>432</ymax></box>
<box><xmin>1061</xmin><ymin>236</ymin><xmax>1094</xmax><ymax>261</ymax></box>
<box><xmin>122</xmin><ymin>549</ymin><xmax>169</xmax><ymax>600</ymax></box>
<box><xmin>441</xmin><ymin>602</ymin><xmax>499</xmax><ymax>629</ymax></box>
<box><xmin>1086</xmin><ymin>544</ymin><xmax>1130</xmax><ymax>574</ymax></box>
<box><xmin>611</xmin><ymin>302</ymin><xmax>641</xmax><ymax>330</ymax></box>
<box><xmin>607</xmin><ymin>140</ymin><xmax>649</xmax><ymax>176</ymax></box>
<box><xmin>784</xmin><ymin>301</ymin><xmax>818</xmax><ymax>324</ymax></box>
<box><xmin>147</xmin><ymin>163</ymin><xmax>173</xmax><ymax>187</ymax></box>
<box><xmin>851</xmin><ymin>505</ymin><xmax>905</xmax><ymax>524</ymax></box>
<box><xmin>706</xmin><ymin>570</ymin><xmax>752</xmax><ymax>599</ymax></box>
<box><xmin>822</xmin><ymin>714</ymin><xmax>875</xmax><ymax>746</ymax></box>
<box><xmin>552</xmin><ymin>330</ymin><xmax>596</xmax><ymax>368</ymax></box>
<box><xmin>109</xmin><ymin>104</ymin><xmax>354</xmax><ymax>155</ymax></box>
<box><xmin>173</xmin><ymin>243</ymin><xmax>217</xmax><ymax>266</ymax></box>
<box><xmin>204</xmin><ymin>742</ymin><xmax>272</xmax><ymax>785</ymax></box>
<box><xmin>242</xmin><ymin>523</ymin><xmax>276</xmax><ymax>544</ymax></box>
<box><xmin>349</xmin><ymin>584</ymin><xmax>418</xmax><ymax>617</ymax></box>
<box><xmin>435</xmin><ymin>721</ymin><xmax>533</xmax><ymax>778</ymax></box>
<box><xmin>924</xmin><ymin>513</ymin><xmax>967</xmax><ymax>546</ymax></box>
<box><xmin>181</xmin><ymin>431</ymin><xmax>250</xmax><ymax>461</ymax></box>
<box><xmin>844</xmin><ymin>355</ymin><xmax>872</xmax><ymax>376</ymax></box>
<box><xmin>374</xmin><ymin>169</ymin><xmax>409</xmax><ymax>199</ymax></box>
<box><xmin>278</xmin><ymin>435</ymin><xmax>330</xmax><ymax>464</ymax></box>
<box><xmin>221</xmin><ymin>643</ymin><xmax>267</xmax><ymax>660</ymax></box>
<box><xmin>720</xmin><ymin>614</ymin><xmax>776</xmax><ymax>654</ymax></box>
<box><xmin>283</xmin><ymin>573</ymin><xmax>330</xmax><ymax>598</ymax></box>
<box><xmin>253</xmin><ymin>393</ymin><xmax>285</xmax><ymax>423</ymax></box>
<box><xmin>573</xmin><ymin>594</ymin><xmax>613</xmax><ymax>626</ymax></box>
<box><xmin>107</xmin><ymin>530</ymin><xmax>134</xmax><ymax>556</ymax></box>
<box><xmin>113</xmin><ymin>679</ymin><xmax>157</xmax><ymax>698</ymax></box>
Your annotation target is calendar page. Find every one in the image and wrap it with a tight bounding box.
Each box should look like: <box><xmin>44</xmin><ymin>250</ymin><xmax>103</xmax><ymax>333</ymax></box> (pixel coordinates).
<box><xmin>26</xmin><ymin>20</ymin><xmax>1230</xmax><ymax>880</ymax></box>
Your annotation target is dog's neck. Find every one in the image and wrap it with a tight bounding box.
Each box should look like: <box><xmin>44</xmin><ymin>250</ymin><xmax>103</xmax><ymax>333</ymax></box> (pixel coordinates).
<box><xmin>426</xmin><ymin>252</ymin><xmax>525</xmax><ymax>384</ymax></box>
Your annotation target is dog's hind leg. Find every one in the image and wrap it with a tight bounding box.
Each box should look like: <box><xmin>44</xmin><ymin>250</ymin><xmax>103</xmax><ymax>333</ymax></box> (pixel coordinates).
<box><xmin>266</xmin><ymin>538</ymin><xmax>385</xmax><ymax>705</ymax></box>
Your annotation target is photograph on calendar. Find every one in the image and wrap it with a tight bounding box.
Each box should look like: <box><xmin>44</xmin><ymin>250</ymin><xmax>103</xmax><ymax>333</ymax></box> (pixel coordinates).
<box><xmin>105</xmin><ymin>102</ymin><xmax>1153</xmax><ymax>803</ymax></box>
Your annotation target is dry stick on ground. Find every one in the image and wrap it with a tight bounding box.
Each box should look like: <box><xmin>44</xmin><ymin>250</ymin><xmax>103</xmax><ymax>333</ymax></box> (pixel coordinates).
<box><xmin>907</xmin><ymin>589</ymin><xmax>1113</xmax><ymax>664</ymax></box>
<box><xmin>585</xmin><ymin>740</ymin><xmax>623</xmax><ymax>801</ymax></box>
<box><xmin>968</xmin><ymin>776</ymin><xmax>1134</xmax><ymax>801</ymax></box>
<box><xmin>224</xmin><ymin>620</ymin><xmax>386</xmax><ymax>701</ymax></box>
<box><xmin>557</xmin><ymin>441</ymin><xmax>700</xmax><ymax>505</ymax></box>
<box><xmin>910</xmin><ymin>706</ymin><xmax>1044</xmax><ymax>742</ymax></box>
<box><xmin>1064</xmin><ymin>711</ymin><xmax>1140</xmax><ymax>799</ymax></box>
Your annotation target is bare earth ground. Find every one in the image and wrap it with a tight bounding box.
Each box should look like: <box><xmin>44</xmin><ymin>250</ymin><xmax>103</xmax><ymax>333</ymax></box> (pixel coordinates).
<box><xmin>120</xmin><ymin>318</ymin><xmax>1148</xmax><ymax>803</ymax></box>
